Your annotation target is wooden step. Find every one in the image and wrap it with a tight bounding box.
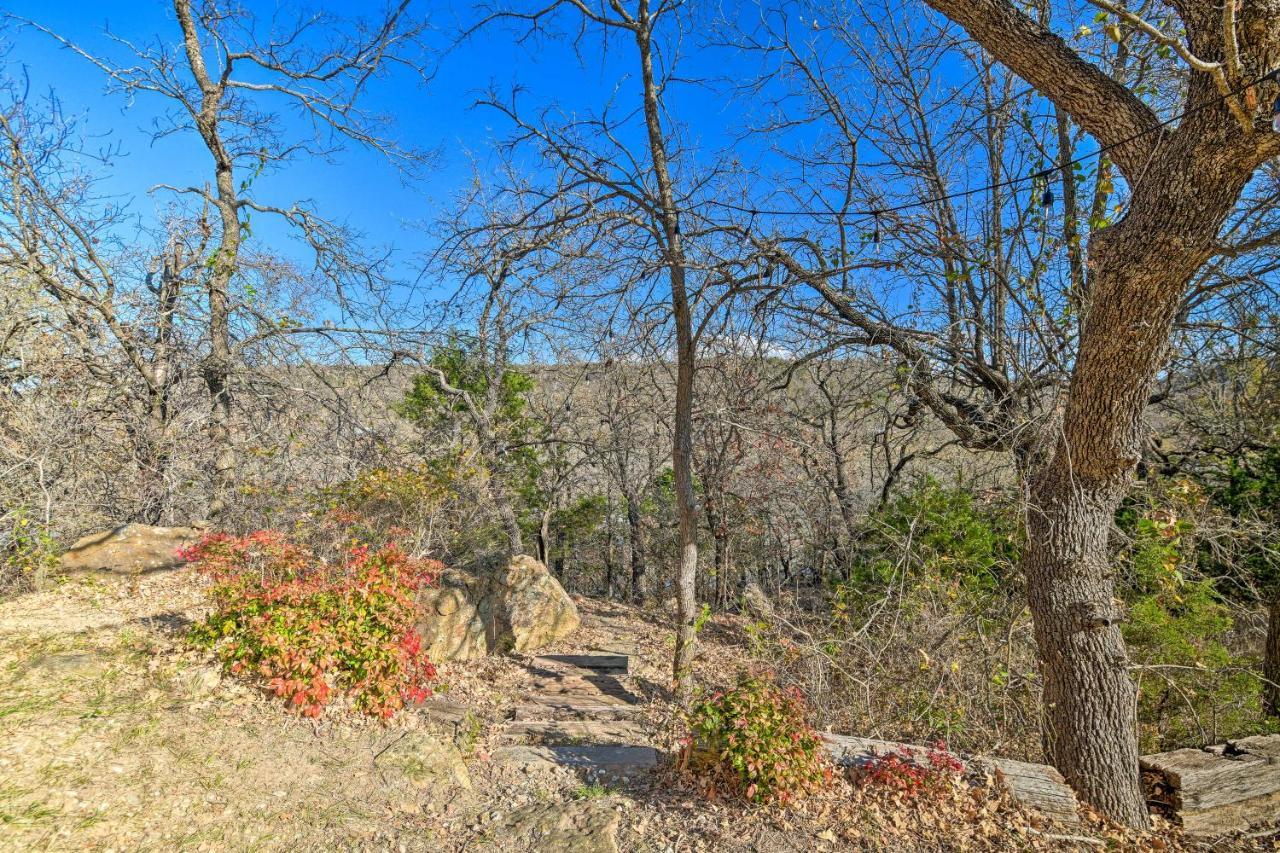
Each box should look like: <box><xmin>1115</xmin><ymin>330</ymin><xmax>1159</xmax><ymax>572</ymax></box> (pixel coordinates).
<box><xmin>527</xmin><ymin>676</ymin><xmax>638</xmax><ymax>701</ymax></box>
<box><xmin>530</xmin><ymin>653</ymin><xmax>629</xmax><ymax>675</ymax></box>
<box><xmin>513</xmin><ymin>701</ymin><xmax>640</xmax><ymax>721</ymax></box>
<box><xmin>494</xmin><ymin>744</ymin><xmax>659</xmax><ymax>780</ymax></box>
<box><xmin>500</xmin><ymin>719</ymin><xmax>648</xmax><ymax>745</ymax></box>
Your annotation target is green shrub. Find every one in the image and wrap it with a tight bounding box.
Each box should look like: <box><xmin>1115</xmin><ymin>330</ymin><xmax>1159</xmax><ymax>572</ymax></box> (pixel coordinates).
<box><xmin>1</xmin><ymin>509</ymin><xmax>59</xmax><ymax>596</ymax></box>
<box><xmin>681</xmin><ymin>676</ymin><xmax>832</xmax><ymax>804</ymax></box>
<box><xmin>847</xmin><ymin>478</ymin><xmax>1020</xmax><ymax>600</ymax></box>
<box><xmin>185</xmin><ymin>530</ymin><xmax>442</xmax><ymax>718</ymax></box>
<box><xmin>1118</xmin><ymin>480</ymin><xmax>1277</xmax><ymax>750</ymax></box>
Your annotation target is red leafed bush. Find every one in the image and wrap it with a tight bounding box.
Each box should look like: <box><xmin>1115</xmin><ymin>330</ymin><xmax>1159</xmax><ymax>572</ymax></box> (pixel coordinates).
<box><xmin>184</xmin><ymin>530</ymin><xmax>441</xmax><ymax>718</ymax></box>
<box><xmin>854</xmin><ymin>741</ymin><xmax>966</xmax><ymax>796</ymax></box>
<box><xmin>680</xmin><ymin>676</ymin><xmax>833</xmax><ymax>804</ymax></box>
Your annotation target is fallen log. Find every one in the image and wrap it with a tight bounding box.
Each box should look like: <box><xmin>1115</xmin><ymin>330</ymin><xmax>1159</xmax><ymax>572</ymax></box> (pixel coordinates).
<box><xmin>822</xmin><ymin>733</ymin><xmax>1080</xmax><ymax>826</ymax></box>
<box><xmin>1140</xmin><ymin>734</ymin><xmax>1280</xmax><ymax>835</ymax></box>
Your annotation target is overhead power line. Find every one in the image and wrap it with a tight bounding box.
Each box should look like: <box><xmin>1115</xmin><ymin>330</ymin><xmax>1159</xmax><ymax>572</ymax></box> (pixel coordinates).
<box><xmin>708</xmin><ymin>69</ymin><xmax>1280</xmax><ymax>229</ymax></box>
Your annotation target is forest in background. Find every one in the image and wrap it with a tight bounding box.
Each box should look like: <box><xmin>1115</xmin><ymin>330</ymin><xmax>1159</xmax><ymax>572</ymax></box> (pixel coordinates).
<box><xmin>1</xmin><ymin>0</ymin><xmax>1279</xmax><ymax>833</ymax></box>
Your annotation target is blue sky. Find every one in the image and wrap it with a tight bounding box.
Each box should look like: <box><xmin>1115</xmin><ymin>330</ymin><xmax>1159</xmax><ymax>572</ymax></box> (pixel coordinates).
<box><xmin>0</xmin><ymin>0</ymin><xmax>749</xmax><ymax>298</ymax></box>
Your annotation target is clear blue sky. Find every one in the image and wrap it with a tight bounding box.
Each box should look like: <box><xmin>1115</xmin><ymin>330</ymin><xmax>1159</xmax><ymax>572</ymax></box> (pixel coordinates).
<box><xmin>0</xmin><ymin>1</ymin><xmax>749</xmax><ymax>297</ymax></box>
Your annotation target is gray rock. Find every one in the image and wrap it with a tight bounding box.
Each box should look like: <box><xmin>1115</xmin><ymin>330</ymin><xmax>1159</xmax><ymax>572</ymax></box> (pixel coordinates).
<box><xmin>740</xmin><ymin>581</ymin><xmax>774</xmax><ymax>620</ymax></box>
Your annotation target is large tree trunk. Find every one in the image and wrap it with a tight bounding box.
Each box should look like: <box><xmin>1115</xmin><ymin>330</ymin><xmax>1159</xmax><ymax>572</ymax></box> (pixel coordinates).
<box><xmin>1022</xmin><ymin>474</ymin><xmax>1147</xmax><ymax>826</ymax></box>
<box><xmin>1020</xmin><ymin>140</ymin><xmax>1256</xmax><ymax>826</ymax></box>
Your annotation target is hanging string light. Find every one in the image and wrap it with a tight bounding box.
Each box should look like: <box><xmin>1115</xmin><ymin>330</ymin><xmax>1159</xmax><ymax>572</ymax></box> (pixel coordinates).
<box><xmin>1031</xmin><ymin>169</ymin><xmax>1054</xmax><ymax>210</ymax></box>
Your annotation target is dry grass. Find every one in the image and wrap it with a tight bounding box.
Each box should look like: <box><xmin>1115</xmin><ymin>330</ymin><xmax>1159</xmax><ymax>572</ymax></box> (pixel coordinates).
<box><xmin>0</xmin><ymin>570</ymin><xmax>1272</xmax><ymax>852</ymax></box>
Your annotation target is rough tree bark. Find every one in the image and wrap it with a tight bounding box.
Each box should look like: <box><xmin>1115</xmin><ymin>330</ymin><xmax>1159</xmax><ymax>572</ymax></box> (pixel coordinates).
<box><xmin>924</xmin><ymin>0</ymin><xmax>1280</xmax><ymax>826</ymax></box>
<box><xmin>1265</xmin><ymin>593</ymin><xmax>1280</xmax><ymax>717</ymax></box>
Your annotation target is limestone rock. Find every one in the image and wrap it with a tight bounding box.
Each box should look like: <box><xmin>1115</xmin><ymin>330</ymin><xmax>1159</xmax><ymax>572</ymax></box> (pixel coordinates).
<box><xmin>416</xmin><ymin>569</ymin><xmax>491</xmax><ymax>662</ymax></box>
<box><xmin>378</xmin><ymin>731</ymin><xmax>472</xmax><ymax>797</ymax></box>
<box><xmin>58</xmin><ymin>524</ymin><xmax>204</xmax><ymax>577</ymax></box>
<box><xmin>740</xmin><ymin>581</ymin><xmax>774</xmax><ymax>620</ymax></box>
<box><xmin>499</xmin><ymin>555</ymin><xmax>580</xmax><ymax>653</ymax></box>
<box><xmin>415</xmin><ymin>555</ymin><xmax>579</xmax><ymax>662</ymax></box>
<box><xmin>491</xmin><ymin>796</ymin><xmax>622</xmax><ymax>853</ymax></box>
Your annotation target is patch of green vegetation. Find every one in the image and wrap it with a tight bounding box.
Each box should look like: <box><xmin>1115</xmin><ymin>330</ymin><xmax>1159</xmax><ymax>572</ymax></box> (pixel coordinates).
<box><xmin>571</xmin><ymin>782</ymin><xmax>612</xmax><ymax>800</ymax></box>
<box><xmin>0</xmin><ymin>783</ymin><xmax>60</xmax><ymax>828</ymax></box>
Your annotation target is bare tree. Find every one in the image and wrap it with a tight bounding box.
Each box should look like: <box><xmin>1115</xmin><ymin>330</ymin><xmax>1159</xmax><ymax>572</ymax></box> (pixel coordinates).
<box><xmin>19</xmin><ymin>0</ymin><xmax>432</xmax><ymax>519</ymax></box>
<box><xmin>469</xmin><ymin>0</ymin><xmax>758</xmax><ymax>690</ymax></box>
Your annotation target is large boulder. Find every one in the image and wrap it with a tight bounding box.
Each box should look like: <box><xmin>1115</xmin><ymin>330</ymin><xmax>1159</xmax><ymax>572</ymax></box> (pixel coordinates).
<box><xmin>416</xmin><ymin>569</ymin><xmax>492</xmax><ymax>663</ymax></box>
<box><xmin>58</xmin><ymin>524</ymin><xmax>204</xmax><ymax>577</ymax></box>
<box><xmin>416</xmin><ymin>555</ymin><xmax>579</xmax><ymax>662</ymax></box>
<box><xmin>499</xmin><ymin>554</ymin><xmax>580</xmax><ymax>653</ymax></box>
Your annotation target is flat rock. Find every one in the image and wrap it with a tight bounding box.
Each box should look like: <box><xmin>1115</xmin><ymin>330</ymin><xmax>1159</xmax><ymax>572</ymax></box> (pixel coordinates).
<box><xmin>488</xmin><ymin>796</ymin><xmax>623</xmax><ymax>853</ymax></box>
<box><xmin>494</xmin><ymin>745</ymin><xmax>659</xmax><ymax>778</ymax></box>
<box><xmin>375</xmin><ymin>731</ymin><xmax>472</xmax><ymax>796</ymax></box>
<box><xmin>500</xmin><ymin>720</ymin><xmax>649</xmax><ymax>745</ymax></box>
<box><xmin>58</xmin><ymin>524</ymin><xmax>204</xmax><ymax>577</ymax></box>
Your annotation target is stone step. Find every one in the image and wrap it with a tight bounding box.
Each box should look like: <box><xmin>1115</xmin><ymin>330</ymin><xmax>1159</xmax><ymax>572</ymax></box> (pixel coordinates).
<box><xmin>500</xmin><ymin>719</ymin><xmax>649</xmax><ymax>745</ymax></box>
<box><xmin>530</xmin><ymin>653</ymin><xmax>629</xmax><ymax>675</ymax></box>
<box><xmin>494</xmin><ymin>745</ymin><xmax>660</xmax><ymax>781</ymax></box>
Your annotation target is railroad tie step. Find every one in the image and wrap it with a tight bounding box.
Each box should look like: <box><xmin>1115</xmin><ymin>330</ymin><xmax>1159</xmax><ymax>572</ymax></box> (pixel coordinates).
<box><xmin>499</xmin><ymin>719</ymin><xmax>648</xmax><ymax>745</ymax></box>
<box><xmin>530</xmin><ymin>653</ymin><xmax>630</xmax><ymax>675</ymax></box>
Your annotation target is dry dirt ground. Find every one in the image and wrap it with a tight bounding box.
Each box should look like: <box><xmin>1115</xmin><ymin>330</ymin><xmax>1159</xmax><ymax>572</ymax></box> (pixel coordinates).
<box><xmin>1</xmin><ymin>569</ymin><xmax>1275</xmax><ymax>852</ymax></box>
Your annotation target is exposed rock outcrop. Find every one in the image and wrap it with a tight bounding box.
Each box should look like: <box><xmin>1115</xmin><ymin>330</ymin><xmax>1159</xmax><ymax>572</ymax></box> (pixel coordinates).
<box><xmin>416</xmin><ymin>555</ymin><xmax>580</xmax><ymax>662</ymax></box>
<box><xmin>489</xmin><ymin>796</ymin><xmax>622</xmax><ymax>853</ymax></box>
<box><xmin>58</xmin><ymin>524</ymin><xmax>205</xmax><ymax>577</ymax></box>
<box><xmin>740</xmin><ymin>581</ymin><xmax>774</xmax><ymax>620</ymax></box>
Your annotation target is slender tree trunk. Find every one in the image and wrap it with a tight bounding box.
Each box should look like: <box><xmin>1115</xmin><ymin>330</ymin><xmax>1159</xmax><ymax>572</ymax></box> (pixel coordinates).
<box><xmin>175</xmin><ymin>0</ymin><xmax>238</xmax><ymax>522</ymax></box>
<box><xmin>139</xmin><ymin>242</ymin><xmax>182</xmax><ymax>525</ymax></box>
<box><xmin>626</xmin><ymin>493</ymin><xmax>647</xmax><ymax>602</ymax></box>
<box><xmin>489</xmin><ymin>472</ymin><xmax>524</xmax><ymax>556</ymax></box>
<box><xmin>635</xmin><ymin>13</ymin><xmax>698</xmax><ymax>691</ymax></box>
<box><xmin>1264</xmin><ymin>592</ymin><xmax>1280</xmax><ymax>718</ymax></box>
